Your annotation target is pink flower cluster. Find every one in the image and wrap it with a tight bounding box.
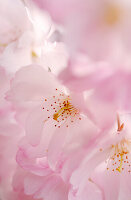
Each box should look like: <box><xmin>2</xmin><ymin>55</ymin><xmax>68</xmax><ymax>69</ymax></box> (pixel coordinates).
<box><xmin>0</xmin><ymin>0</ymin><xmax>131</xmax><ymax>199</ymax></box>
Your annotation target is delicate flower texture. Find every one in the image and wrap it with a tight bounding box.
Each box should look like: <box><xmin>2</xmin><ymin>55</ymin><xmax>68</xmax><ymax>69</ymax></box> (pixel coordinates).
<box><xmin>14</xmin><ymin>135</ymin><xmax>103</xmax><ymax>200</ymax></box>
<box><xmin>0</xmin><ymin>67</ymin><xmax>24</xmax><ymax>200</ymax></box>
<box><xmin>32</xmin><ymin>0</ymin><xmax>131</xmax><ymax>61</ymax></box>
<box><xmin>1</xmin><ymin>0</ymin><xmax>131</xmax><ymax>200</ymax></box>
<box><xmin>12</xmin><ymin>157</ymin><xmax>69</xmax><ymax>200</ymax></box>
<box><xmin>7</xmin><ymin>65</ymin><xmax>99</xmax><ymax>166</ymax></box>
<box><xmin>0</xmin><ymin>112</ymin><xmax>23</xmax><ymax>200</ymax></box>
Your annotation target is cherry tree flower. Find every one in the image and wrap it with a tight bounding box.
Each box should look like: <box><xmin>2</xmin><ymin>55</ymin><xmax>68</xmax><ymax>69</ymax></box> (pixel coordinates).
<box><xmin>12</xmin><ymin>159</ymin><xmax>103</xmax><ymax>200</ymax></box>
<box><xmin>12</xmin><ymin>128</ymin><xmax>103</xmax><ymax>200</ymax></box>
<box><xmin>0</xmin><ymin>0</ymin><xmax>68</xmax><ymax>74</ymax></box>
<box><xmin>1</xmin><ymin>0</ymin><xmax>131</xmax><ymax>200</ymax></box>
<box><xmin>6</xmin><ymin>65</ymin><xmax>101</xmax><ymax>164</ymax></box>
<box><xmin>0</xmin><ymin>0</ymin><xmax>31</xmax><ymax>53</ymax></box>
<box><xmin>32</xmin><ymin>0</ymin><xmax>131</xmax><ymax>61</ymax></box>
<box><xmin>5</xmin><ymin>64</ymin><xmax>118</xmax><ymax>200</ymax></box>
<box><xmin>70</xmin><ymin>114</ymin><xmax>131</xmax><ymax>200</ymax></box>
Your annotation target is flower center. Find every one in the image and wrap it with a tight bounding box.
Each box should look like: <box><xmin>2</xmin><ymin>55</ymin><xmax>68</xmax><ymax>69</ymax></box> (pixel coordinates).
<box><xmin>103</xmin><ymin>4</ymin><xmax>122</xmax><ymax>26</ymax></box>
<box><xmin>106</xmin><ymin>116</ymin><xmax>131</xmax><ymax>173</ymax></box>
<box><xmin>31</xmin><ymin>50</ymin><xmax>38</xmax><ymax>58</ymax></box>
<box><xmin>107</xmin><ymin>139</ymin><xmax>131</xmax><ymax>173</ymax></box>
<box><xmin>53</xmin><ymin>99</ymin><xmax>76</xmax><ymax>121</ymax></box>
<box><xmin>42</xmin><ymin>88</ymin><xmax>81</xmax><ymax>128</ymax></box>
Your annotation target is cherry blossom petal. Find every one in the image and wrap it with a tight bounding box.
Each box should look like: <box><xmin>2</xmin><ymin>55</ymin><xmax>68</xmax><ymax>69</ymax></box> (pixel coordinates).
<box><xmin>6</xmin><ymin>65</ymin><xmax>60</xmax><ymax>103</ymax></box>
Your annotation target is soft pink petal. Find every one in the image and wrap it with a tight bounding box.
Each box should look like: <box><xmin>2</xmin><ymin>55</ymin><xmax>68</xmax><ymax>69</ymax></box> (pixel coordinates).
<box><xmin>92</xmin><ymin>167</ymin><xmax>120</xmax><ymax>200</ymax></box>
<box><xmin>69</xmin><ymin>179</ymin><xmax>103</xmax><ymax>200</ymax></box>
<box><xmin>25</xmin><ymin>106</ymin><xmax>45</xmax><ymax>146</ymax></box>
<box><xmin>7</xmin><ymin>65</ymin><xmax>60</xmax><ymax>102</ymax></box>
<box><xmin>24</xmin><ymin>173</ymin><xmax>69</xmax><ymax>200</ymax></box>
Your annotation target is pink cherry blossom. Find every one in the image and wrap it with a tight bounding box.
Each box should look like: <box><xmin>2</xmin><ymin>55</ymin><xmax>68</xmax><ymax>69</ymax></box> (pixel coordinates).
<box><xmin>14</xmin><ymin>132</ymin><xmax>104</xmax><ymax>200</ymax></box>
<box><xmin>7</xmin><ymin>65</ymin><xmax>101</xmax><ymax>164</ymax></box>
<box><xmin>12</xmin><ymin>158</ymin><xmax>69</xmax><ymax>200</ymax></box>
<box><xmin>70</xmin><ymin>114</ymin><xmax>131</xmax><ymax>200</ymax></box>
<box><xmin>5</xmin><ymin>64</ymin><xmax>117</xmax><ymax>200</ymax></box>
<box><xmin>0</xmin><ymin>0</ymin><xmax>55</xmax><ymax>73</ymax></box>
<box><xmin>0</xmin><ymin>0</ymin><xmax>31</xmax><ymax>54</ymax></box>
<box><xmin>13</xmin><ymin>144</ymin><xmax>71</xmax><ymax>200</ymax></box>
<box><xmin>1</xmin><ymin>0</ymin><xmax>131</xmax><ymax>199</ymax></box>
<box><xmin>32</xmin><ymin>0</ymin><xmax>131</xmax><ymax>61</ymax></box>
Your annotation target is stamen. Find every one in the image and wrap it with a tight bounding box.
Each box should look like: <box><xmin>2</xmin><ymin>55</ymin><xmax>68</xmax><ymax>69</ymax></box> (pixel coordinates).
<box><xmin>53</xmin><ymin>107</ymin><xmax>66</xmax><ymax>121</ymax></box>
<box><xmin>116</xmin><ymin>153</ymin><xmax>123</xmax><ymax>172</ymax></box>
<box><xmin>104</xmin><ymin>116</ymin><xmax>131</xmax><ymax>173</ymax></box>
<box><xmin>42</xmin><ymin>89</ymin><xmax>81</xmax><ymax>128</ymax></box>
<box><xmin>106</xmin><ymin>138</ymin><xmax>131</xmax><ymax>173</ymax></box>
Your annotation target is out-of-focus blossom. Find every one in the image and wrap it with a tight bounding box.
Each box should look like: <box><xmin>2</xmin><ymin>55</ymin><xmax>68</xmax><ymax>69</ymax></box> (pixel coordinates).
<box><xmin>0</xmin><ymin>0</ymin><xmax>68</xmax><ymax>74</ymax></box>
<box><xmin>32</xmin><ymin>0</ymin><xmax>131</xmax><ymax>61</ymax></box>
<box><xmin>59</xmin><ymin>56</ymin><xmax>131</xmax><ymax>113</ymax></box>
<box><xmin>0</xmin><ymin>0</ymin><xmax>31</xmax><ymax>53</ymax></box>
<box><xmin>41</xmin><ymin>41</ymin><xmax>69</xmax><ymax>75</ymax></box>
<box><xmin>0</xmin><ymin>0</ymin><xmax>49</xmax><ymax>73</ymax></box>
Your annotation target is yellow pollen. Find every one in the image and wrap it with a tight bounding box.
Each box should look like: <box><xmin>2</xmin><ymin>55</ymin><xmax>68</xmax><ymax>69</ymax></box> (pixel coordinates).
<box><xmin>105</xmin><ymin>116</ymin><xmax>131</xmax><ymax>173</ymax></box>
<box><xmin>103</xmin><ymin>4</ymin><xmax>122</xmax><ymax>26</ymax></box>
<box><xmin>31</xmin><ymin>50</ymin><xmax>38</xmax><ymax>58</ymax></box>
<box><xmin>107</xmin><ymin>139</ymin><xmax>131</xmax><ymax>173</ymax></box>
<box><xmin>42</xmin><ymin>90</ymin><xmax>80</xmax><ymax>128</ymax></box>
<box><xmin>116</xmin><ymin>153</ymin><xmax>123</xmax><ymax>172</ymax></box>
<box><xmin>53</xmin><ymin>107</ymin><xmax>65</xmax><ymax>121</ymax></box>
<box><xmin>53</xmin><ymin>101</ymin><xmax>74</xmax><ymax>121</ymax></box>
<box><xmin>0</xmin><ymin>43</ymin><xmax>7</xmax><ymax>47</ymax></box>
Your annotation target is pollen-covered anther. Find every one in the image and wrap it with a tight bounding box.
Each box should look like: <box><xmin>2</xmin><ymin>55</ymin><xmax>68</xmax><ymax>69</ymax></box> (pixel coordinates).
<box><xmin>107</xmin><ymin>138</ymin><xmax>131</xmax><ymax>173</ymax></box>
<box><xmin>53</xmin><ymin>113</ymin><xmax>59</xmax><ymax>121</ymax></box>
<box><xmin>42</xmin><ymin>90</ymin><xmax>81</xmax><ymax>128</ymax></box>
